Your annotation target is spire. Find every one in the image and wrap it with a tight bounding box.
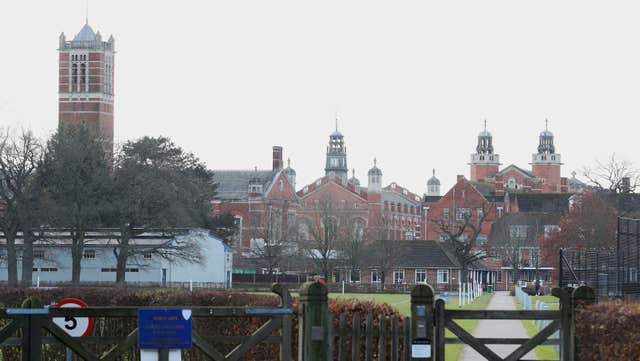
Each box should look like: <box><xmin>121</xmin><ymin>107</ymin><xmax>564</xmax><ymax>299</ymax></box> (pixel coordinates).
<box><xmin>374</xmin><ymin>157</ymin><xmax>377</xmax><ymax>167</ymax></box>
<box><xmin>545</xmin><ymin>118</ymin><xmax>549</xmax><ymax>131</ymax></box>
<box><xmin>432</xmin><ymin>168</ymin><xmax>436</xmax><ymax>177</ymax></box>
<box><xmin>335</xmin><ymin>112</ymin><xmax>339</xmax><ymax>133</ymax></box>
<box><xmin>287</xmin><ymin>158</ymin><xmax>291</xmax><ymax>167</ymax></box>
<box><xmin>352</xmin><ymin>168</ymin><xmax>355</xmax><ymax>178</ymax></box>
<box><xmin>484</xmin><ymin>118</ymin><xmax>487</xmax><ymax>131</ymax></box>
<box><xmin>86</xmin><ymin>0</ymin><xmax>89</xmax><ymax>25</ymax></box>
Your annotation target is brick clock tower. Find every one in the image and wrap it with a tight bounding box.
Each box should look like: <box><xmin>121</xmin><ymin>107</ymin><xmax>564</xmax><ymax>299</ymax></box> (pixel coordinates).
<box><xmin>469</xmin><ymin>121</ymin><xmax>500</xmax><ymax>182</ymax></box>
<box><xmin>531</xmin><ymin>120</ymin><xmax>562</xmax><ymax>192</ymax></box>
<box><xmin>58</xmin><ymin>22</ymin><xmax>115</xmax><ymax>155</ymax></box>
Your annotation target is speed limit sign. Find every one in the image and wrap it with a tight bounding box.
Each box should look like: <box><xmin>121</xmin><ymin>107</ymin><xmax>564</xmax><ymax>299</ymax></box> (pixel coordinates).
<box><xmin>52</xmin><ymin>298</ymin><xmax>94</xmax><ymax>337</ymax></box>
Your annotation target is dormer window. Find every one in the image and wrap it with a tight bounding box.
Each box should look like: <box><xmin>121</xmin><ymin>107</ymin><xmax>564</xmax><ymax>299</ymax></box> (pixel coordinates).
<box><xmin>249</xmin><ymin>184</ymin><xmax>263</xmax><ymax>193</ymax></box>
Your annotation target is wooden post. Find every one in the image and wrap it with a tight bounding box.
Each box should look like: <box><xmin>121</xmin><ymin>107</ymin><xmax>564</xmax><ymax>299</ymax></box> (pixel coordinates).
<box><xmin>21</xmin><ymin>296</ymin><xmax>43</xmax><ymax>361</ymax></box>
<box><xmin>272</xmin><ymin>283</ymin><xmax>293</xmax><ymax>361</ymax></box>
<box><xmin>571</xmin><ymin>286</ymin><xmax>595</xmax><ymax>361</ymax></box>
<box><xmin>298</xmin><ymin>281</ymin><xmax>328</xmax><ymax>361</ymax></box>
<box><xmin>410</xmin><ymin>283</ymin><xmax>434</xmax><ymax>361</ymax></box>
<box><xmin>434</xmin><ymin>299</ymin><xmax>445</xmax><ymax>361</ymax></box>
<box><xmin>552</xmin><ymin>287</ymin><xmax>571</xmax><ymax>361</ymax></box>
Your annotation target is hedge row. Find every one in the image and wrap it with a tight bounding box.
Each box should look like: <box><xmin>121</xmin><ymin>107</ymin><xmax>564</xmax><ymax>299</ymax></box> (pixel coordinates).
<box><xmin>576</xmin><ymin>303</ymin><xmax>640</xmax><ymax>361</ymax></box>
<box><xmin>0</xmin><ymin>287</ymin><xmax>403</xmax><ymax>361</ymax></box>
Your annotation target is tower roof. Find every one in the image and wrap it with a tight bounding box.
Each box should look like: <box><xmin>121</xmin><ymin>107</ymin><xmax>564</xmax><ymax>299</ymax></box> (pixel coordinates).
<box><xmin>427</xmin><ymin>169</ymin><xmax>440</xmax><ymax>186</ymax></box>
<box><xmin>476</xmin><ymin>120</ymin><xmax>494</xmax><ymax>154</ymax></box>
<box><xmin>348</xmin><ymin>169</ymin><xmax>360</xmax><ymax>185</ymax></box>
<box><xmin>537</xmin><ymin>119</ymin><xmax>556</xmax><ymax>154</ymax></box>
<box><xmin>72</xmin><ymin>23</ymin><xmax>96</xmax><ymax>43</ymax></box>
<box><xmin>368</xmin><ymin>158</ymin><xmax>382</xmax><ymax>176</ymax></box>
<box><xmin>283</xmin><ymin>158</ymin><xmax>296</xmax><ymax>176</ymax></box>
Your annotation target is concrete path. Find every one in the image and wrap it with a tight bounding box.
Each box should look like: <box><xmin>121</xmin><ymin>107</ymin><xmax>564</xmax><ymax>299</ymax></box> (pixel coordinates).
<box><xmin>458</xmin><ymin>292</ymin><xmax>536</xmax><ymax>361</ymax></box>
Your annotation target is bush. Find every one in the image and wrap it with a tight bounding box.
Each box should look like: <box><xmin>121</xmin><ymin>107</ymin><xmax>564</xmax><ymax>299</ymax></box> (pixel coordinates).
<box><xmin>0</xmin><ymin>287</ymin><xmax>404</xmax><ymax>361</ymax></box>
<box><xmin>575</xmin><ymin>303</ymin><xmax>640</xmax><ymax>361</ymax></box>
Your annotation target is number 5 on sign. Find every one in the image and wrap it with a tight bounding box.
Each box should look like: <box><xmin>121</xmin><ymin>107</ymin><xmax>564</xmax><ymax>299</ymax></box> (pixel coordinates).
<box><xmin>52</xmin><ymin>298</ymin><xmax>94</xmax><ymax>337</ymax></box>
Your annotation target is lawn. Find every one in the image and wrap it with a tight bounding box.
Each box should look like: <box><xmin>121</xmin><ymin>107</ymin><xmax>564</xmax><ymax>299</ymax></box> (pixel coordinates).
<box><xmin>515</xmin><ymin>294</ymin><xmax>560</xmax><ymax>361</ymax></box>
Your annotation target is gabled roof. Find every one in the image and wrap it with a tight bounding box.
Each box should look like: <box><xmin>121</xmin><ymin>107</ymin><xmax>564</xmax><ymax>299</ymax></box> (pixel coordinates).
<box><xmin>377</xmin><ymin>240</ymin><xmax>461</xmax><ymax>269</ymax></box>
<box><xmin>73</xmin><ymin>23</ymin><xmax>96</xmax><ymax>43</ymax></box>
<box><xmin>213</xmin><ymin>170</ymin><xmax>278</xmax><ymax>201</ymax></box>
<box><xmin>509</xmin><ymin>192</ymin><xmax>571</xmax><ymax>213</ymax></box>
<box><xmin>498</xmin><ymin>164</ymin><xmax>535</xmax><ymax>178</ymax></box>
<box><xmin>382</xmin><ymin>183</ymin><xmax>422</xmax><ymax>205</ymax></box>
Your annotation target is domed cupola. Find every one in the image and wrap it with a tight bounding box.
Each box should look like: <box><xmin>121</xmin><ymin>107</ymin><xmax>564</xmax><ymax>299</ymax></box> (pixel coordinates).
<box><xmin>283</xmin><ymin>158</ymin><xmax>296</xmax><ymax>189</ymax></box>
<box><xmin>427</xmin><ymin>168</ymin><xmax>441</xmax><ymax>196</ymax></box>
<box><xmin>348</xmin><ymin>169</ymin><xmax>361</xmax><ymax>192</ymax></box>
<box><xmin>367</xmin><ymin>158</ymin><xmax>382</xmax><ymax>193</ymax></box>
<box><xmin>537</xmin><ymin>119</ymin><xmax>555</xmax><ymax>154</ymax></box>
<box><xmin>476</xmin><ymin>121</ymin><xmax>494</xmax><ymax>154</ymax></box>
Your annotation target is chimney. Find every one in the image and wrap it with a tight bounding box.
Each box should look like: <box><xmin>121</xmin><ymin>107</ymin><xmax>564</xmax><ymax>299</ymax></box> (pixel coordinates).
<box><xmin>272</xmin><ymin>146</ymin><xmax>283</xmax><ymax>171</ymax></box>
<box><xmin>621</xmin><ymin>177</ymin><xmax>631</xmax><ymax>193</ymax></box>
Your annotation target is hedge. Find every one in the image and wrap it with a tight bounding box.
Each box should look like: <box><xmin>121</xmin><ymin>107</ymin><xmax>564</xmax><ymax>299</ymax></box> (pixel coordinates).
<box><xmin>0</xmin><ymin>287</ymin><xmax>403</xmax><ymax>361</ymax></box>
<box><xmin>576</xmin><ymin>303</ymin><xmax>640</xmax><ymax>361</ymax></box>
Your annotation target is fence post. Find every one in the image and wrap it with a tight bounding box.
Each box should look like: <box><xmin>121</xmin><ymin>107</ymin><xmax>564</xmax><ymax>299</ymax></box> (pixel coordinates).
<box><xmin>552</xmin><ymin>287</ymin><xmax>571</xmax><ymax>361</ymax></box>
<box><xmin>21</xmin><ymin>296</ymin><xmax>43</xmax><ymax>361</ymax></box>
<box><xmin>410</xmin><ymin>283</ymin><xmax>434</xmax><ymax>361</ymax></box>
<box><xmin>272</xmin><ymin>283</ymin><xmax>292</xmax><ymax>361</ymax></box>
<box><xmin>298</xmin><ymin>281</ymin><xmax>328</xmax><ymax>361</ymax></box>
<box><xmin>570</xmin><ymin>286</ymin><xmax>595</xmax><ymax>361</ymax></box>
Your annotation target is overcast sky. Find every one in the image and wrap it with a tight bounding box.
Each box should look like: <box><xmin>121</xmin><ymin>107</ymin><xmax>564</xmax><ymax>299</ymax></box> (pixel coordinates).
<box><xmin>1</xmin><ymin>1</ymin><xmax>639</xmax><ymax>193</ymax></box>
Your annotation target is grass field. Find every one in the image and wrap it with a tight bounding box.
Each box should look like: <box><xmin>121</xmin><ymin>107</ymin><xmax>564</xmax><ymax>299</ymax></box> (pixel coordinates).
<box><xmin>515</xmin><ymin>294</ymin><xmax>560</xmax><ymax>361</ymax></box>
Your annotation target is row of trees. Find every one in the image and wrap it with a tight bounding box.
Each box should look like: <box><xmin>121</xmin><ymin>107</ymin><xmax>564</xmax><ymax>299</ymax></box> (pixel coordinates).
<box><xmin>0</xmin><ymin>125</ymin><xmax>218</xmax><ymax>287</ymax></box>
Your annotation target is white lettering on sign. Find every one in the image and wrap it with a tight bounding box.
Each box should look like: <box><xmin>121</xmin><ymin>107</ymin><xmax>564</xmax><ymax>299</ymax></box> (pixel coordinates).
<box><xmin>412</xmin><ymin>344</ymin><xmax>432</xmax><ymax>358</ymax></box>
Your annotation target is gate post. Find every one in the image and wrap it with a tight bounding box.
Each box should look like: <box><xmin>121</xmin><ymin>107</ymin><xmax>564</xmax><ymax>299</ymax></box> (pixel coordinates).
<box><xmin>553</xmin><ymin>287</ymin><xmax>571</xmax><ymax>361</ymax></box>
<box><xmin>410</xmin><ymin>283</ymin><xmax>434</xmax><ymax>361</ymax></box>
<box><xmin>298</xmin><ymin>281</ymin><xmax>328</xmax><ymax>361</ymax></box>
<box><xmin>21</xmin><ymin>296</ymin><xmax>43</xmax><ymax>361</ymax></box>
<box><xmin>272</xmin><ymin>283</ymin><xmax>293</xmax><ymax>361</ymax></box>
<box><xmin>571</xmin><ymin>286</ymin><xmax>595</xmax><ymax>361</ymax></box>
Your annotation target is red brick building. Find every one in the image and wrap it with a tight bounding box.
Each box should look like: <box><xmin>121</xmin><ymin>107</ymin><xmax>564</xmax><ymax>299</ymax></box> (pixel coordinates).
<box><xmin>58</xmin><ymin>21</ymin><xmax>115</xmax><ymax>155</ymax></box>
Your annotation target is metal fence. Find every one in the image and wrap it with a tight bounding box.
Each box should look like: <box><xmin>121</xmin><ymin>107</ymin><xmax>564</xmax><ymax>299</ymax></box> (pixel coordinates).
<box><xmin>559</xmin><ymin>217</ymin><xmax>640</xmax><ymax>300</ymax></box>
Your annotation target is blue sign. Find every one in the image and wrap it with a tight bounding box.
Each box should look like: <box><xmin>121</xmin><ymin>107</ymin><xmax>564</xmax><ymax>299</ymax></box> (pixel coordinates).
<box><xmin>138</xmin><ymin>309</ymin><xmax>192</xmax><ymax>349</ymax></box>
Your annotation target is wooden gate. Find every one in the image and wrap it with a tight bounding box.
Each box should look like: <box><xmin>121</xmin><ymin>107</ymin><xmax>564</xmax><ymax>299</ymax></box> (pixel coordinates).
<box><xmin>0</xmin><ymin>284</ymin><xmax>294</xmax><ymax>361</ymax></box>
<box><xmin>429</xmin><ymin>286</ymin><xmax>595</xmax><ymax>361</ymax></box>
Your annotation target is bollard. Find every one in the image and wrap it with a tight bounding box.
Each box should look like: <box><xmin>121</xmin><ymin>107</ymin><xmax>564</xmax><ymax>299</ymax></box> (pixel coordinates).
<box><xmin>298</xmin><ymin>281</ymin><xmax>328</xmax><ymax>361</ymax></box>
<box><xmin>411</xmin><ymin>283</ymin><xmax>434</xmax><ymax>361</ymax></box>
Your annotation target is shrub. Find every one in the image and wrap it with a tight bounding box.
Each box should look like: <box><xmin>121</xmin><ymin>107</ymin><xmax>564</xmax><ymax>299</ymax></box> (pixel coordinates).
<box><xmin>575</xmin><ymin>303</ymin><xmax>640</xmax><ymax>361</ymax></box>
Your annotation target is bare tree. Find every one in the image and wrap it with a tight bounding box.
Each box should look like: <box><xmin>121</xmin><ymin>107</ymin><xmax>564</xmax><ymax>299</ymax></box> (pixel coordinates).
<box><xmin>0</xmin><ymin>129</ymin><xmax>43</xmax><ymax>287</ymax></box>
<box><xmin>247</xmin><ymin>202</ymin><xmax>296</xmax><ymax>279</ymax></box>
<box><xmin>298</xmin><ymin>197</ymin><xmax>343</xmax><ymax>281</ymax></box>
<box><xmin>363</xmin><ymin>214</ymin><xmax>406</xmax><ymax>289</ymax></box>
<box><xmin>336</xmin><ymin>215</ymin><xmax>367</xmax><ymax>282</ymax></box>
<box><xmin>582</xmin><ymin>153</ymin><xmax>639</xmax><ymax>193</ymax></box>
<box><xmin>431</xmin><ymin>202</ymin><xmax>494</xmax><ymax>283</ymax></box>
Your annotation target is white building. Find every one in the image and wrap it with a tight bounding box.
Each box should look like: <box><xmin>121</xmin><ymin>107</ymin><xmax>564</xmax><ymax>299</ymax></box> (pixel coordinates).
<box><xmin>0</xmin><ymin>229</ymin><xmax>232</xmax><ymax>288</ymax></box>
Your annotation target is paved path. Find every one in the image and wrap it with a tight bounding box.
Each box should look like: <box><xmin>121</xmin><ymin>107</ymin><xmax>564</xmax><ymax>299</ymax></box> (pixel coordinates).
<box><xmin>458</xmin><ymin>292</ymin><xmax>536</xmax><ymax>361</ymax></box>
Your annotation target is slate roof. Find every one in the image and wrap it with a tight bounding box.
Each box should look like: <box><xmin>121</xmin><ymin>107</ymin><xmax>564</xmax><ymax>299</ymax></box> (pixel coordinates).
<box><xmin>213</xmin><ymin>170</ymin><xmax>278</xmax><ymax>200</ymax></box>
<box><xmin>73</xmin><ymin>23</ymin><xmax>96</xmax><ymax>43</ymax></box>
<box><xmin>509</xmin><ymin>192</ymin><xmax>571</xmax><ymax>213</ymax></box>
<box><xmin>498</xmin><ymin>164</ymin><xmax>535</xmax><ymax>178</ymax></box>
<box><xmin>379</xmin><ymin>240</ymin><xmax>462</xmax><ymax>269</ymax></box>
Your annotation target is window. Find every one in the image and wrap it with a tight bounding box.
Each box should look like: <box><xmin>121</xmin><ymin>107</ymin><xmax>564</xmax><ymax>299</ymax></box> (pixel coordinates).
<box><xmin>476</xmin><ymin>208</ymin><xmax>484</xmax><ymax>220</ymax></box>
<box><xmin>33</xmin><ymin>249</ymin><xmax>45</xmax><ymax>259</ymax></box>
<box><xmin>248</xmin><ymin>184</ymin><xmax>262</xmax><ymax>193</ymax></box>
<box><xmin>40</xmin><ymin>268</ymin><xmax>58</xmax><ymax>272</ymax></box>
<box><xmin>393</xmin><ymin>270</ymin><xmax>405</xmax><ymax>284</ymax></box>
<box><xmin>415</xmin><ymin>269</ymin><xmax>427</xmax><ymax>283</ymax></box>
<box><xmin>101</xmin><ymin>268</ymin><xmax>138</xmax><ymax>273</ymax></box>
<box><xmin>456</xmin><ymin>208</ymin><xmax>471</xmax><ymax>221</ymax></box>
<box><xmin>349</xmin><ymin>269</ymin><xmax>361</xmax><ymax>283</ymax></box>
<box><xmin>443</xmin><ymin>208</ymin><xmax>450</xmax><ymax>221</ymax></box>
<box><xmin>279</xmin><ymin>180</ymin><xmax>284</xmax><ymax>192</ymax></box>
<box><xmin>629</xmin><ymin>268</ymin><xmax>638</xmax><ymax>282</ymax></box>
<box><xmin>496</xmin><ymin>271</ymin><xmax>502</xmax><ymax>282</ymax></box>
<box><xmin>509</xmin><ymin>225</ymin><xmax>530</xmax><ymax>239</ymax></box>
<box><xmin>83</xmin><ymin>249</ymin><xmax>96</xmax><ymax>259</ymax></box>
<box><xmin>477</xmin><ymin>234</ymin><xmax>487</xmax><ymax>246</ymax></box>
<box><xmin>437</xmin><ymin>269</ymin><xmax>449</xmax><ymax>284</ymax></box>
<box><xmin>143</xmin><ymin>252</ymin><xmax>152</xmax><ymax>259</ymax></box>
<box><xmin>371</xmin><ymin>270</ymin><xmax>381</xmax><ymax>283</ymax></box>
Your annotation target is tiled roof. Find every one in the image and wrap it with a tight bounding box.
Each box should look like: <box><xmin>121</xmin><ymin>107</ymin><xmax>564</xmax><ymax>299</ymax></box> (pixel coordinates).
<box><xmin>498</xmin><ymin>164</ymin><xmax>535</xmax><ymax>178</ymax></box>
<box><xmin>213</xmin><ymin>170</ymin><xmax>277</xmax><ymax>200</ymax></box>
<box><xmin>379</xmin><ymin>240</ymin><xmax>462</xmax><ymax>269</ymax></box>
<box><xmin>510</xmin><ymin>193</ymin><xmax>571</xmax><ymax>213</ymax></box>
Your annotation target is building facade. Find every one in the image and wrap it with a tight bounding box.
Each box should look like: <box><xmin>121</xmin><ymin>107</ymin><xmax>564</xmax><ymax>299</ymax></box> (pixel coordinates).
<box><xmin>58</xmin><ymin>21</ymin><xmax>115</xmax><ymax>155</ymax></box>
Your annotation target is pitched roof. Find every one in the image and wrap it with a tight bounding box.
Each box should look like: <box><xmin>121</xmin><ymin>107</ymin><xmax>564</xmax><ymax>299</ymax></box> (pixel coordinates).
<box><xmin>509</xmin><ymin>192</ymin><xmax>571</xmax><ymax>213</ymax></box>
<box><xmin>381</xmin><ymin>240</ymin><xmax>461</xmax><ymax>269</ymax></box>
<box><xmin>498</xmin><ymin>164</ymin><xmax>535</xmax><ymax>178</ymax></box>
<box><xmin>213</xmin><ymin>170</ymin><xmax>278</xmax><ymax>200</ymax></box>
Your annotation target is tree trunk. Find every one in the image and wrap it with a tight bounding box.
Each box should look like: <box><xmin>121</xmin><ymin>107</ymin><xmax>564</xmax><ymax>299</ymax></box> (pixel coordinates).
<box><xmin>6</xmin><ymin>233</ymin><xmax>18</xmax><ymax>287</ymax></box>
<box><xmin>71</xmin><ymin>232</ymin><xmax>84</xmax><ymax>284</ymax></box>
<box><xmin>20</xmin><ymin>231</ymin><xmax>34</xmax><ymax>287</ymax></box>
<box><xmin>461</xmin><ymin>264</ymin><xmax>469</xmax><ymax>285</ymax></box>
<box><xmin>115</xmin><ymin>233</ymin><xmax>130</xmax><ymax>284</ymax></box>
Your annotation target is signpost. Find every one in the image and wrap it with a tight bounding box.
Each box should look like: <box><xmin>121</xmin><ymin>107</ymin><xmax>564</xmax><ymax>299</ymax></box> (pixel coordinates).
<box><xmin>52</xmin><ymin>298</ymin><xmax>94</xmax><ymax>361</ymax></box>
<box><xmin>138</xmin><ymin>309</ymin><xmax>192</xmax><ymax>361</ymax></box>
